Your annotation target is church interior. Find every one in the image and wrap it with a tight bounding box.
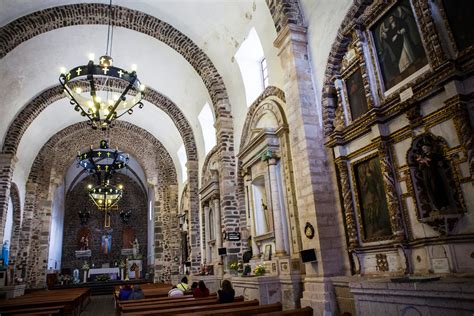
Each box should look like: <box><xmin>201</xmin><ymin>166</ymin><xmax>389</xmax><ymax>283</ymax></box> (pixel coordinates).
<box><xmin>0</xmin><ymin>0</ymin><xmax>473</xmax><ymax>315</ymax></box>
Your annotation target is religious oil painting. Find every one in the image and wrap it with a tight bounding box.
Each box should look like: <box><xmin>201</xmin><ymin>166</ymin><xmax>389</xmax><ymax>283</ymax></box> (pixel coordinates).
<box><xmin>101</xmin><ymin>234</ymin><xmax>112</xmax><ymax>255</ymax></box>
<box><xmin>345</xmin><ymin>68</ymin><xmax>369</xmax><ymax>120</ymax></box>
<box><xmin>441</xmin><ymin>0</ymin><xmax>474</xmax><ymax>52</ymax></box>
<box><xmin>354</xmin><ymin>156</ymin><xmax>392</xmax><ymax>240</ymax></box>
<box><xmin>372</xmin><ymin>0</ymin><xmax>428</xmax><ymax>90</ymax></box>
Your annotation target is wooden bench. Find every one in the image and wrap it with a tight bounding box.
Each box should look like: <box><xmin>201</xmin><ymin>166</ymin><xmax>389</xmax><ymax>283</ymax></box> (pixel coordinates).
<box><xmin>118</xmin><ymin>293</ymin><xmax>216</xmax><ymax>306</ymax></box>
<box><xmin>0</xmin><ymin>305</ymin><xmax>65</xmax><ymax>316</ymax></box>
<box><xmin>0</xmin><ymin>288</ymin><xmax>90</xmax><ymax>316</ymax></box>
<box><xmin>120</xmin><ymin>296</ymin><xmax>244</xmax><ymax>315</ymax></box>
<box><xmin>123</xmin><ymin>299</ymin><xmax>259</xmax><ymax>316</ymax></box>
<box><xmin>174</xmin><ymin>302</ymin><xmax>283</xmax><ymax>316</ymax></box>
<box><xmin>254</xmin><ymin>306</ymin><xmax>313</xmax><ymax>316</ymax></box>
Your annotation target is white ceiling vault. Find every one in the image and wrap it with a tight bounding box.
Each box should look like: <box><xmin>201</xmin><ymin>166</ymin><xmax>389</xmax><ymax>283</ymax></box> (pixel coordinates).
<box><xmin>0</xmin><ymin>0</ymin><xmax>352</xmax><ymax>205</ymax></box>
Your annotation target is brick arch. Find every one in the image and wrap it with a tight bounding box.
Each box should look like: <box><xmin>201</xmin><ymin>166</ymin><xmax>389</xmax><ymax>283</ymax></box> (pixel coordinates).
<box><xmin>7</xmin><ymin>182</ymin><xmax>21</xmax><ymax>263</ymax></box>
<box><xmin>1</xmin><ymin>83</ymin><xmax>197</xmax><ymax>162</ymax></box>
<box><xmin>49</xmin><ymin>121</ymin><xmax>177</xmax><ymax>186</ymax></box>
<box><xmin>17</xmin><ymin>120</ymin><xmax>179</xmax><ymax>286</ymax></box>
<box><xmin>265</xmin><ymin>0</ymin><xmax>305</xmax><ymax>33</ymax></box>
<box><xmin>321</xmin><ymin>0</ymin><xmax>373</xmax><ymax>136</ymax></box>
<box><xmin>0</xmin><ymin>3</ymin><xmax>230</xmax><ymax>118</ymax></box>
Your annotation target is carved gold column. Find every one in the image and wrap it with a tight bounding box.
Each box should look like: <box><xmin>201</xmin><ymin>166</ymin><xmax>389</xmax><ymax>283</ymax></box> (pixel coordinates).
<box><xmin>335</xmin><ymin>158</ymin><xmax>359</xmax><ymax>248</ymax></box>
<box><xmin>378</xmin><ymin>141</ymin><xmax>405</xmax><ymax>240</ymax></box>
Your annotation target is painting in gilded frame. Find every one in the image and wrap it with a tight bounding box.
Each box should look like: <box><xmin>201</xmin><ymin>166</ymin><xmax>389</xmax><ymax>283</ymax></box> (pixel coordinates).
<box><xmin>345</xmin><ymin>68</ymin><xmax>369</xmax><ymax>120</ymax></box>
<box><xmin>371</xmin><ymin>0</ymin><xmax>428</xmax><ymax>90</ymax></box>
<box><xmin>354</xmin><ymin>156</ymin><xmax>392</xmax><ymax>240</ymax></box>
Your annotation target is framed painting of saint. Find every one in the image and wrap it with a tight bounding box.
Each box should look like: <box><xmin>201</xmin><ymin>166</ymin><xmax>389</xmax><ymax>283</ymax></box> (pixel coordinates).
<box><xmin>345</xmin><ymin>68</ymin><xmax>369</xmax><ymax>121</ymax></box>
<box><xmin>371</xmin><ymin>0</ymin><xmax>428</xmax><ymax>90</ymax></box>
<box><xmin>353</xmin><ymin>155</ymin><xmax>392</xmax><ymax>240</ymax></box>
<box><xmin>101</xmin><ymin>234</ymin><xmax>112</xmax><ymax>255</ymax></box>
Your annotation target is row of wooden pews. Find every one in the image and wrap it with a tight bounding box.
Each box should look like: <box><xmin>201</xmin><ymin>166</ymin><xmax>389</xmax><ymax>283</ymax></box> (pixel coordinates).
<box><xmin>115</xmin><ymin>289</ymin><xmax>313</xmax><ymax>316</ymax></box>
<box><xmin>0</xmin><ymin>287</ymin><xmax>90</xmax><ymax>316</ymax></box>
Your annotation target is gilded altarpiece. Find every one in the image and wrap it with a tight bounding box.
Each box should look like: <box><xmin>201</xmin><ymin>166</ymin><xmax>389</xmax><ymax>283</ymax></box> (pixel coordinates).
<box><xmin>325</xmin><ymin>0</ymin><xmax>473</xmax><ymax>276</ymax></box>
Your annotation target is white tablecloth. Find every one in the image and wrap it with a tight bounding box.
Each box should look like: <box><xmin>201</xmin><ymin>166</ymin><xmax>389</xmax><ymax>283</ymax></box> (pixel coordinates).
<box><xmin>88</xmin><ymin>267</ymin><xmax>120</xmax><ymax>276</ymax></box>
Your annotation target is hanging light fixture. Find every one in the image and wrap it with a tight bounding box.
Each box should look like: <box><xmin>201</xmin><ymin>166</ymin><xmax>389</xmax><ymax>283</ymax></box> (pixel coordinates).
<box><xmin>88</xmin><ymin>182</ymin><xmax>124</xmax><ymax>211</ymax></box>
<box><xmin>59</xmin><ymin>0</ymin><xmax>145</xmax><ymax>130</ymax></box>
<box><xmin>77</xmin><ymin>139</ymin><xmax>129</xmax><ymax>184</ymax></box>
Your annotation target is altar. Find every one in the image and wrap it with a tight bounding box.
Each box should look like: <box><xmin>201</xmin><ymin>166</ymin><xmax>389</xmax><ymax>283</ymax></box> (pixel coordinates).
<box><xmin>88</xmin><ymin>267</ymin><xmax>120</xmax><ymax>280</ymax></box>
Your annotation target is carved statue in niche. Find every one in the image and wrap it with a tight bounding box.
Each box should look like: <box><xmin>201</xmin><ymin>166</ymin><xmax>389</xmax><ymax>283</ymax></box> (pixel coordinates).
<box><xmin>407</xmin><ymin>134</ymin><xmax>464</xmax><ymax>233</ymax></box>
<box><xmin>261</xmin><ymin>199</ymin><xmax>274</xmax><ymax>233</ymax></box>
<box><xmin>77</xmin><ymin>228</ymin><xmax>90</xmax><ymax>251</ymax></box>
<box><xmin>122</xmin><ymin>227</ymin><xmax>135</xmax><ymax>249</ymax></box>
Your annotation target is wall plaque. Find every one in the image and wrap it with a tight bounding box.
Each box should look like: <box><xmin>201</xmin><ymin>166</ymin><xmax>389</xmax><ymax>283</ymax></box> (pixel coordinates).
<box><xmin>227</xmin><ymin>232</ymin><xmax>241</xmax><ymax>241</ymax></box>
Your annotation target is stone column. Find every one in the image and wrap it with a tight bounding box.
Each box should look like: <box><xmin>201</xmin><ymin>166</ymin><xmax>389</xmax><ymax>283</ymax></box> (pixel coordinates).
<box><xmin>203</xmin><ymin>203</ymin><xmax>211</xmax><ymax>263</ymax></box>
<box><xmin>0</xmin><ymin>154</ymin><xmax>17</xmax><ymax>244</ymax></box>
<box><xmin>335</xmin><ymin>158</ymin><xmax>359</xmax><ymax>248</ymax></box>
<box><xmin>267</xmin><ymin>157</ymin><xmax>287</xmax><ymax>257</ymax></box>
<box><xmin>214</xmin><ymin>197</ymin><xmax>222</xmax><ymax>248</ymax></box>
<box><xmin>244</xmin><ymin>173</ymin><xmax>259</xmax><ymax>258</ymax></box>
<box><xmin>186</xmin><ymin>160</ymin><xmax>201</xmax><ymax>273</ymax></box>
<box><xmin>274</xmin><ymin>24</ymin><xmax>348</xmax><ymax>315</ymax></box>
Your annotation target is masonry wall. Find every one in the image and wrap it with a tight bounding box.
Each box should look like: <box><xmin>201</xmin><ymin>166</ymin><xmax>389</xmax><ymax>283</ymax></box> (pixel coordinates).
<box><xmin>61</xmin><ymin>174</ymin><xmax>148</xmax><ymax>272</ymax></box>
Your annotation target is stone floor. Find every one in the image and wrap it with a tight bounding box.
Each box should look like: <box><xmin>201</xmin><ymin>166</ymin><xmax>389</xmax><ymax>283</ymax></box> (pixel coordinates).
<box><xmin>81</xmin><ymin>295</ymin><xmax>115</xmax><ymax>316</ymax></box>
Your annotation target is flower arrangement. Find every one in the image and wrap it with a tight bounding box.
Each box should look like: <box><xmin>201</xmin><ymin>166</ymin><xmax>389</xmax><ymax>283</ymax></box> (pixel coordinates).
<box><xmin>81</xmin><ymin>261</ymin><xmax>90</xmax><ymax>270</ymax></box>
<box><xmin>229</xmin><ymin>261</ymin><xmax>238</xmax><ymax>271</ymax></box>
<box><xmin>254</xmin><ymin>264</ymin><xmax>266</xmax><ymax>276</ymax></box>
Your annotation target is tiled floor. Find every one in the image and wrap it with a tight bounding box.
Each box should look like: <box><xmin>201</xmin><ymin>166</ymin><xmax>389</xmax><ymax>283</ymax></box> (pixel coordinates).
<box><xmin>81</xmin><ymin>295</ymin><xmax>116</xmax><ymax>316</ymax></box>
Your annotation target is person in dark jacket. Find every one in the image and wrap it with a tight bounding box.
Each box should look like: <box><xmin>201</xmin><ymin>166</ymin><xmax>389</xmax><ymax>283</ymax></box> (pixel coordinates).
<box><xmin>193</xmin><ymin>280</ymin><xmax>210</xmax><ymax>298</ymax></box>
<box><xmin>129</xmin><ymin>284</ymin><xmax>145</xmax><ymax>300</ymax></box>
<box><xmin>118</xmin><ymin>284</ymin><xmax>133</xmax><ymax>300</ymax></box>
<box><xmin>218</xmin><ymin>279</ymin><xmax>235</xmax><ymax>303</ymax></box>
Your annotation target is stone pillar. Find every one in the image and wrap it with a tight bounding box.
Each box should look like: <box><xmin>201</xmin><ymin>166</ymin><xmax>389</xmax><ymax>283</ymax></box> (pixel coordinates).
<box><xmin>214</xmin><ymin>198</ymin><xmax>222</xmax><ymax>248</ymax></box>
<box><xmin>244</xmin><ymin>173</ymin><xmax>259</xmax><ymax>258</ymax></box>
<box><xmin>203</xmin><ymin>203</ymin><xmax>211</xmax><ymax>263</ymax></box>
<box><xmin>267</xmin><ymin>158</ymin><xmax>287</xmax><ymax>257</ymax></box>
<box><xmin>186</xmin><ymin>160</ymin><xmax>201</xmax><ymax>273</ymax></box>
<box><xmin>0</xmin><ymin>154</ymin><xmax>17</xmax><ymax>244</ymax></box>
<box><xmin>274</xmin><ymin>24</ymin><xmax>348</xmax><ymax>315</ymax></box>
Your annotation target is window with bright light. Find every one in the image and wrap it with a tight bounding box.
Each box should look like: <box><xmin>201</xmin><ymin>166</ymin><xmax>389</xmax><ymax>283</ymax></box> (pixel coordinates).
<box><xmin>235</xmin><ymin>28</ymin><xmax>266</xmax><ymax>106</ymax></box>
<box><xmin>198</xmin><ymin>102</ymin><xmax>217</xmax><ymax>154</ymax></box>
<box><xmin>261</xmin><ymin>58</ymin><xmax>269</xmax><ymax>88</ymax></box>
<box><xmin>177</xmin><ymin>145</ymin><xmax>187</xmax><ymax>182</ymax></box>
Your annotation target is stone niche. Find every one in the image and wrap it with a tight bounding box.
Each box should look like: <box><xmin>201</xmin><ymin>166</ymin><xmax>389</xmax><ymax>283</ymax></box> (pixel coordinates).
<box><xmin>61</xmin><ymin>174</ymin><xmax>148</xmax><ymax>272</ymax></box>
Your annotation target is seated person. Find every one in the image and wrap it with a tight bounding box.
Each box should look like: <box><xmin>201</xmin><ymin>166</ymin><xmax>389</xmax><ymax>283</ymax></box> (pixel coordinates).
<box><xmin>218</xmin><ymin>279</ymin><xmax>235</xmax><ymax>303</ymax></box>
<box><xmin>129</xmin><ymin>284</ymin><xmax>145</xmax><ymax>300</ymax></box>
<box><xmin>176</xmin><ymin>276</ymin><xmax>189</xmax><ymax>292</ymax></box>
<box><xmin>118</xmin><ymin>284</ymin><xmax>133</xmax><ymax>300</ymax></box>
<box><xmin>193</xmin><ymin>280</ymin><xmax>210</xmax><ymax>298</ymax></box>
<box><xmin>168</xmin><ymin>285</ymin><xmax>184</xmax><ymax>297</ymax></box>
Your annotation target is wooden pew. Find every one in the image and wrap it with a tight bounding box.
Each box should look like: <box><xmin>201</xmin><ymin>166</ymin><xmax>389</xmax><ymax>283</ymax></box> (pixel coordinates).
<box><xmin>8</xmin><ymin>309</ymin><xmax>62</xmax><ymax>316</ymax></box>
<box><xmin>123</xmin><ymin>299</ymin><xmax>259</xmax><ymax>316</ymax></box>
<box><xmin>0</xmin><ymin>305</ymin><xmax>65</xmax><ymax>316</ymax></box>
<box><xmin>0</xmin><ymin>288</ymin><xmax>90</xmax><ymax>316</ymax></box>
<box><xmin>174</xmin><ymin>303</ymin><xmax>283</xmax><ymax>316</ymax></box>
<box><xmin>120</xmin><ymin>296</ymin><xmax>244</xmax><ymax>315</ymax></box>
<box><xmin>119</xmin><ymin>293</ymin><xmax>216</xmax><ymax>306</ymax></box>
<box><xmin>252</xmin><ymin>306</ymin><xmax>313</xmax><ymax>316</ymax></box>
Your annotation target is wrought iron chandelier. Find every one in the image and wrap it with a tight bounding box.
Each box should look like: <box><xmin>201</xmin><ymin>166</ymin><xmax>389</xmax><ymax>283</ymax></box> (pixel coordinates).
<box><xmin>77</xmin><ymin>139</ymin><xmax>129</xmax><ymax>185</ymax></box>
<box><xmin>88</xmin><ymin>181</ymin><xmax>123</xmax><ymax>211</ymax></box>
<box><xmin>59</xmin><ymin>0</ymin><xmax>145</xmax><ymax>130</ymax></box>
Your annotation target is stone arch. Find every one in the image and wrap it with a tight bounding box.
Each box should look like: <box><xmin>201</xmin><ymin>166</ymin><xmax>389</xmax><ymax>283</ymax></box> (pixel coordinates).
<box><xmin>16</xmin><ymin>121</ymin><xmax>179</xmax><ymax>286</ymax></box>
<box><xmin>320</xmin><ymin>0</ymin><xmax>375</xmax><ymax>136</ymax></box>
<box><xmin>0</xmin><ymin>3</ymin><xmax>231</xmax><ymax>118</ymax></box>
<box><xmin>239</xmin><ymin>86</ymin><xmax>286</xmax><ymax>151</ymax></box>
<box><xmin>200</xmin><ymin>146</ymin><xmax>219</xmax><ymax>186</ymax></box>
<box><xmin>265</xmin><ymin>0</ymin><xmax>305</xmax><ymax>33</ymax></box>
<box><xmin>7</xmin><ymin>182</ymin><xmax>21</xmax><ymax>263</ymax></box>
<box><xmin>1</xmin><ymin>84</ymin><xmax>197</xmax><ymax>161</ymax></box>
